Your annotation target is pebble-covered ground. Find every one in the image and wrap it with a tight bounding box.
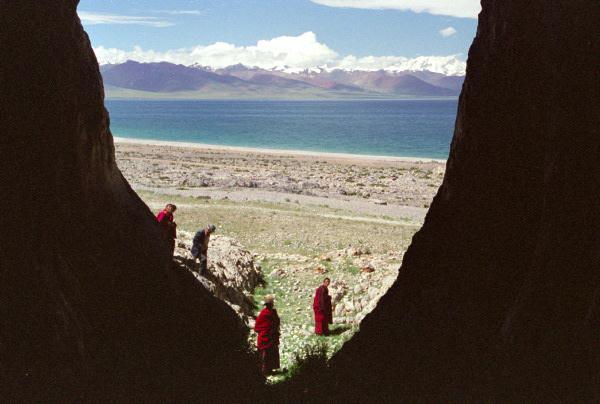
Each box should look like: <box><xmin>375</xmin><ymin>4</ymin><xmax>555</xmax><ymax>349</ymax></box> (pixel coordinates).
<box><xmin>252</xmin><ymin>247</ymin><xmax>401</xmax><ymax>382</ymax></box>
<box><xmin>116</xmin><ymin>141</ymin><xmax>445</xmax><ymax>210</ymax></box>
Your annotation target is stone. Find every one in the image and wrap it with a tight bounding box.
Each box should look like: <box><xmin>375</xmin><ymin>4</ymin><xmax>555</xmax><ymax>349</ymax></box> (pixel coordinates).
<box><xmin>174</xmin><ymin>233</ymin><xmax>263</xmax><ymax>325</ymax></box>
<box><xmin>361</xmin><ymin>265</ymin><xmax>375</xmax><ymax>273</ymax></box>
<box><xmin>368</xmin><ymin>288</ymin><xmax>380</xmax><ymax>300</ymax></box>
<box><xmin>346</xmin><ymin>247</ymin><xmax>361</xmax><ymax>257</ymax></box>
<box><xmin>319</xmin><ymin>254</ymin><xmax>332</xmax><ymax>262</ymax></box>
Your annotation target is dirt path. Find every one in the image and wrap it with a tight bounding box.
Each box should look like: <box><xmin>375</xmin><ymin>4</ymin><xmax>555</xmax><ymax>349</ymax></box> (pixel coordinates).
<box><xmin>139</xmin><ymin>185</ymin><xmax>428</xmax><ymax>223</ymax></box>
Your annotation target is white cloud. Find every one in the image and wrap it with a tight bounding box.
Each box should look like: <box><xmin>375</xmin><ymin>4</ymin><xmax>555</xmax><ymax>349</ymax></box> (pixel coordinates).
<box><xmin>310</xmin><ymin>0</ymin><xmax>480</xmax><ymax>19</ymax></box>
<box><xmin>93</xmin><ymin>32</ymin><xmax>466</xmax><ymax>75</ymax></box>
<box><xmin>439</xmin><ymin>26</ymin><xmax>457</xmax><ymax>37</ymax></box>
<box><xmin>95</xmin><ymin>32</ymin><xmax>339</xmax><ymax>70</ymax></box>
<box><xmin>152</xmin><ymin>10</ymin><xmax>205</xmax><ymax>16</ymax></box>
<box><xmin>78</xmin><ymin>11</ymin><xmax>174</xmax><ymax>27</ymax></box>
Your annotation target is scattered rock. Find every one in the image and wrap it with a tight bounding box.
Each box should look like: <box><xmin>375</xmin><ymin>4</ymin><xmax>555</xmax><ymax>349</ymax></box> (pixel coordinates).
<box><xmin>319</xmin><ymin>254</ymin><xmax>332</xmax><ymax>262</ymax></box>
<box><xmin>346</xmin><ymin>246</ymin><xmax>371</xmax><ymax>257</ymax></box>
<box><xmin>368</xmin><ymin>288</ymin><xmax>380</xmax><ymax>299</ymax></box>
<box><xmin>361</xmin><ymin>265</ymin><xmax>375</xmax><ymax>273</ymax></box>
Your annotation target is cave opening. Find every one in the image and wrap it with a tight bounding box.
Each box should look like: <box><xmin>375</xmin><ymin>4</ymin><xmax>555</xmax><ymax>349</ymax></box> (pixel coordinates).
<box><xmin>112</xmin><ymin>121</ymin><xmax>448</xmax><ymax>382</ymax></box>
<box><xmin>4</xmin><ymin>0</ymin><xmax>598</xmax><ymax>400</ymax></box>
<box><xmin>95</xmin><ymin>3</ymin><xmax>457</xmax><ymax>386</ymax></box>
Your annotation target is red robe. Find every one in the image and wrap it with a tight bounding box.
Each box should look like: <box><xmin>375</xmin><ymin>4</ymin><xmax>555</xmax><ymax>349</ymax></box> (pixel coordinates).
<box><xmin>313</xmin><ymin>285</ymin><xmax>332</xmax><ymax>335</ymax></box>
<box><xmin>254</xmin><ymin>306</ymin><xmax>280</xmax><ymax>374</ymax></box>
<box><xmin>156</xmin><ymin>210</ymin><xmax>176</xmax><ymax>239</ymax></box>
<box><xmin>156</xmin><ymin>210</ymin><xmax>176</xmax><ymax>255</ymax></box>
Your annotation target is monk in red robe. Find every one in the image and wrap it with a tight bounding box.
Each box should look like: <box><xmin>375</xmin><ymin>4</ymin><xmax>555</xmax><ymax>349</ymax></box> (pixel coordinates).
<box><xmin>313</xmin><ymin>278</ymin><xmax>333</xmax><ymax>336</ymax></box>
<box><xmin>156</xmin><ymin>203</ymin><xmax>177</xmax><ymax>255</ymax></box>
<box><xmin>254</xmin><ymin>295</ymin><xmax>280</xmax><ymax>376</ymax></box>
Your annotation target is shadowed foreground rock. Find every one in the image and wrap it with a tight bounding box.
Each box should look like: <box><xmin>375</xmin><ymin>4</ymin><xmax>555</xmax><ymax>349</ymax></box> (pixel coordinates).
<box><xmin>296</xmin><ymin>1</ymin><xmax>598</xmax><ymax>401</ymax></box>
<box><xmin>0</xmin><ymin>2</ymin><xmax>261</xmax><ymax>401</ymax></box>
<box><xmin>1</xmin><ymin>0</ymin><xmax>598</xmax><ymax>402</ymax></box>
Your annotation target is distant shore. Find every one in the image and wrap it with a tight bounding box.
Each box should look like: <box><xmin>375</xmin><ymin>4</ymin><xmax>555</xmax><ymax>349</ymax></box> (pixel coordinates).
<box><xmin>113</xmin><ymin>136</ymin><xmax>447</xmax><ymax>164</ymax></box>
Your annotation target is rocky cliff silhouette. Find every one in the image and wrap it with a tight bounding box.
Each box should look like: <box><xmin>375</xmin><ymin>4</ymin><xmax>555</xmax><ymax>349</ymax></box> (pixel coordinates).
<box><xmin>300</xmin><ymin>1</ymin><xmax>599</xmax><ymax>401</ymax></box>
<box><xmin>1</xmin><ymin>0</ymin><xmax>598</xmax><ymax>402</ymax></box>
<box><xmin>0</xmin><ymin>2</ymin><xmax>262</xmax><ymax>401</ymax></box>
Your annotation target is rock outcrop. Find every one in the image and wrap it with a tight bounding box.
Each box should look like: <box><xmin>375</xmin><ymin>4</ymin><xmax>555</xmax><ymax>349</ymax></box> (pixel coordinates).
<box><xmin>286</xmin><ymin>1</ymin><xmax>599</xmax><ymax>401</ymax></box>
<box><xmin>320</xmin><ymin>248</ymin><xmax>399</xmax><ymax>325</ymax></box>
<box><xmin>0</xmin><ymin>2</ymin><xmax>261</xmax><ymax>401</ymax></box>
<box><xmin>174</xmin><ymin>233</ymin><xmax>263</xmax><ymax>325</ymax></box>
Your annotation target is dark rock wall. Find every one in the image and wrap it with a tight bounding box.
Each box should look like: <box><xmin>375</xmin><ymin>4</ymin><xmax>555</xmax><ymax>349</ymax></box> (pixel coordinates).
<box><xmin>1</xmin><ymin>0</ymin><xmax>598</xmax><ymax>401</ymax></box>
<box><xmin>0</xmin><ymin>2</ymin><xmax>261</xmax><ymax>401</ymax></box>
<box><xmin>316</xmin><ymin>0</ymin><xmax>599</xmax><ymax>401</ymax></box>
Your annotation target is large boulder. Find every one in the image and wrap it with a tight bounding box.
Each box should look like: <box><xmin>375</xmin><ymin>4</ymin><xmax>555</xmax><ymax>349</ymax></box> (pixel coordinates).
<box><xmin>174</xmin><ymin>233</ymin><xmax>263</xmax><ymax>325</ymax></box>
<box><xmin>0</xmin><ymin>2</ymin><xmax>262</xmax><ymax>401</ymax></box>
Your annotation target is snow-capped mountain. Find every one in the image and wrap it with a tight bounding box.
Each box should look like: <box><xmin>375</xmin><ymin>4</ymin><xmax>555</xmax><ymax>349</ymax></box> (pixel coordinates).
<box><xmin>101</xmin><ymin>60</ymin><xmax>465</xmax><ymax>98</ymax></box>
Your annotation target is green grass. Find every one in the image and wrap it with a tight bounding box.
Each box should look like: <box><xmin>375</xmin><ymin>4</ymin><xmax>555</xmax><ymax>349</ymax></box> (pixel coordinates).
<box><xmin>284</xmin><ymin>340</ymin><xmax>328</xmax><ymax>381</ymax></box>
<box><xmin>138</xmin><ymin>190</ymin><xmax>417</xmax><ymax>257</ymax></box>
<box><xmin>136</xmin><ymin>189</ymin><xmax>418</xmax><ymax>382</ymax></box>
<box><xmin>342</xmin><ymin>260</ymin><xmax>361</xmax><ymax>275</ymax></box>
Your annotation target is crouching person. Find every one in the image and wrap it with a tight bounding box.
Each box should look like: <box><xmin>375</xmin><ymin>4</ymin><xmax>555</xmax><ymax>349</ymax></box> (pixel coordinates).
<box><xmin>191</xmin><ymin>224</ymin><xmax>216</xmax><ymax>276</ymax></box>
<box><xmin>255</xmin><ymin>295</ymin><xmax>280</xmax><ymax>377</ymax></box>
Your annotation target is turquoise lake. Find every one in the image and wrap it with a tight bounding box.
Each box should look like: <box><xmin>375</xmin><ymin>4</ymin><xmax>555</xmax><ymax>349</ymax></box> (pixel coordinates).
<box><xmin>105</xmin><ymin>99</ymin><xmax>458</xmax><ymax>159</ymax></box>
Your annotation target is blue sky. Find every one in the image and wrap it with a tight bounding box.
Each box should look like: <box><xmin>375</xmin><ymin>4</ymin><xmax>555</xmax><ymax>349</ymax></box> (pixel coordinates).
<box><xmin>78</xmin><ymin>0</ymin><xmax>479</xmax><ymax>72</ymax></box>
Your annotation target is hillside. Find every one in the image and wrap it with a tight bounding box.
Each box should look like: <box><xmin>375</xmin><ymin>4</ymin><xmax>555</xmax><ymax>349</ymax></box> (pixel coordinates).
<box><xmin>101</xmin><ymin>61</ymin><xmax>464</xmax><ymax>99</ymax></box>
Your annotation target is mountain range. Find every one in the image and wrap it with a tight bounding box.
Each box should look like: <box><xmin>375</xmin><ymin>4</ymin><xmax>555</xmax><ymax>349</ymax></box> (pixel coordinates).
<box><xmin>101</xmin><ymin>61</ymin><xmax>464</xmax><ymax>99</ymax></box>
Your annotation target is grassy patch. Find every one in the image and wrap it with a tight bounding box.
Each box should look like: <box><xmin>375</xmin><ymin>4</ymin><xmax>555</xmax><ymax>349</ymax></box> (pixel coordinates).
<box><xmin>285</xmin><ymin>340</ymin><xmax>328</xmax><ymax>381</ymax></box>
<box><xmin>135</xmin><ymin>189</ymin><xmax>419</xmax><ymax>382</ymax></box>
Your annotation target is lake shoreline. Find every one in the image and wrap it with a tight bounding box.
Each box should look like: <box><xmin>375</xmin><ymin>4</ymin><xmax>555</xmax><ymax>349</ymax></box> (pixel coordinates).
<box><xmin>114</xmin><ymin>136</ymin><xmax>448</xmax><ymax>164</ymax></box>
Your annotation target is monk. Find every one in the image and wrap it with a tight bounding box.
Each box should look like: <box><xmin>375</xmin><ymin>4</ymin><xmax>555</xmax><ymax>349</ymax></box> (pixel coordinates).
<box><xmin>191</xmin><ymin>224</ymin><xmax>216</xmax><ymax>276</ymax></box>
<box><xmin>254</xmin><ymin>295</ymin><xmax>280</xmax><ymax>376</ymax></box>
<box><xmin>313</xmin><ymin>277</ymin><xmax>333</xmax><ymax>336</ymax></box>
<box><xmin>156</xmin><ymin>203</ymin><xmax>177</xmax><ymax>256</ymax></box>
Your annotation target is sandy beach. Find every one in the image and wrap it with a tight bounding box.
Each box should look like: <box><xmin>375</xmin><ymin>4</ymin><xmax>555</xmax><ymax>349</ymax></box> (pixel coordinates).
<box><xmin>114</xmin><ymin>137</ymin><xmax>447</xmax><ymax>164</ymax></box>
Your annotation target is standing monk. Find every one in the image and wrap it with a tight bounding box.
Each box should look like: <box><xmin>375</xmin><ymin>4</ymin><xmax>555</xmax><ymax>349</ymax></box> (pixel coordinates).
<box><xmin>156</xmin><ymin>204</ymin><xmax>177</xmax><ymax>256</ymax></box>
<box><xmin>254</xmin><ymin>295</ymin><xmax>280</xmax><ymax>376</ymax></box>
<box><xmin>191</xmin><ymin>224</ymin><xmax>216</xmax><ymax>276</ymax></box>
<box><xmin>313</xmin><ymin>277</ymin><xmax>333</xmax><ymax>336</ymax></box>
